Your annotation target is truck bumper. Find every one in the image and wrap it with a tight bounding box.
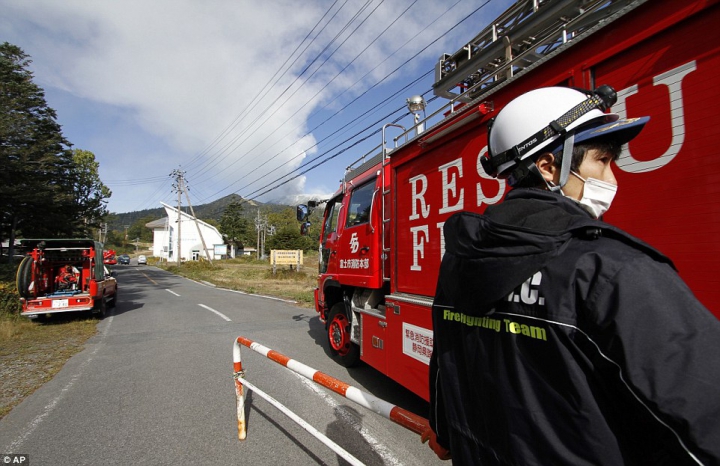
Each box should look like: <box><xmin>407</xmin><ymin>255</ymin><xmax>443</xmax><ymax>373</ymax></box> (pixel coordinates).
<box><xmin>22</xmin><ymin>296</ymin><xmax>95</xmax><ymax>316</ymax></box>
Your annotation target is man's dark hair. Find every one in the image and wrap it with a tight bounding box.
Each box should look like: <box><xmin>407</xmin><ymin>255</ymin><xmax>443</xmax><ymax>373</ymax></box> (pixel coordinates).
<box><xmin>513</xmin><ymin>140</ymin><xmax>623</xmax><ymax>188</ymax></box>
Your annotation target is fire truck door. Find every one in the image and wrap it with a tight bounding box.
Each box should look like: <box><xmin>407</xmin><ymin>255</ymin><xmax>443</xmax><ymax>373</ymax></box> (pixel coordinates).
<box><xmin>320</xmin><ymin>197</ymin><xmax>342</xmax><ymax>274</ymax></box>
<box><xmin>337</xmin><ymin>179</ymin><xmax>378</xmax><ymax>286</ymax></box>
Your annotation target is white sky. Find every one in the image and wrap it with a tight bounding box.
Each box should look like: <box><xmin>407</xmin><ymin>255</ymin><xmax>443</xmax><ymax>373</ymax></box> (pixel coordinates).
<box><xmin>1</xmin><ymin>0</ymin><xmax>512</xmax><ymax>213</ymax></box>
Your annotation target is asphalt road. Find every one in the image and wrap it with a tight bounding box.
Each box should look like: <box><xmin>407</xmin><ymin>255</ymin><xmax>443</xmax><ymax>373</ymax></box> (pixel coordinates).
<box><xmin>0</xmin><ymin>264</ymin><xmax>442</xmax><ymax>466</ymax></box>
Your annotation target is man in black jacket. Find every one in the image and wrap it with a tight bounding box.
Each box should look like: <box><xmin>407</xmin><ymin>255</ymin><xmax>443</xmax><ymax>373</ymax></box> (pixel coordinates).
<box><xmin>425</xmin><ymin>85</ymin><xmax>720</xmax><ymax>465</ymax></box>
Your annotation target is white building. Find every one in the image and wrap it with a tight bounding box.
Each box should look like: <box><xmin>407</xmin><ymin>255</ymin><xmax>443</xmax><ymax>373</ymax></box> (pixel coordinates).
<box><xmin>145</xmin><ymin>203</ymin><xmax>224</xmax><ymax>261</ymax></box>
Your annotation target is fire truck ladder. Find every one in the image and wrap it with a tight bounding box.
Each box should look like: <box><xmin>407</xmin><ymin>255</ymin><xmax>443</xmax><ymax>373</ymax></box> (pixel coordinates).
<box><xmin>433</xmin><ymin>0</ymin><xmax>644</xmax><ymax>102</ymax></box>
<box><xmin>381</xmin><ymin>124</ymin><xmax>406</xmax><ymax>283</ymax></box>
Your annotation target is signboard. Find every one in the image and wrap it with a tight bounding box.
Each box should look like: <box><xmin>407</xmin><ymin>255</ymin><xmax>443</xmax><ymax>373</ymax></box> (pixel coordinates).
<box><xmin>271</xmin><ymin>250</ymin><xmax>303</xmax><ymax>272</ymax></box>
<box><xmin>402</xmin><ymin>322</ymin><xmax>433</xmax><ymax>365</ymax></box>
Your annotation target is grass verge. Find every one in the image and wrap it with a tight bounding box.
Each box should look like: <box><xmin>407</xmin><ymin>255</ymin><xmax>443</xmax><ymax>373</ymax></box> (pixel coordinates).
<box><xmin>0</xmin><ymin>315</ymin><xmax>97</xmax><ymax>419</ymax></box>
<box><xmin>0</xmin><ymin>263</ymin><xmax>98</xmax><ymax>420</ymax></box>
<box><xmin>157</xmin><ymin>253</ymin><xmax>319</xmax><ymax>308</ymax></box>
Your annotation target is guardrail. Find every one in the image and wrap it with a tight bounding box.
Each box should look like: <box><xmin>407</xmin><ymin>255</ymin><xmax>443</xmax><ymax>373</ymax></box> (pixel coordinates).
<box><xmin>232</xmin><ymin>336</ymin><xmax>430</xmax><ymax>463</ymax></box>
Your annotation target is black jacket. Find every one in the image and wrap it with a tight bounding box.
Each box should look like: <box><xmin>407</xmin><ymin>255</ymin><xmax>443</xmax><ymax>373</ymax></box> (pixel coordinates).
<box><xmin>430</xmin><ymin>188</ymin><xmax>720</xmax><ymax>465</ymax></box>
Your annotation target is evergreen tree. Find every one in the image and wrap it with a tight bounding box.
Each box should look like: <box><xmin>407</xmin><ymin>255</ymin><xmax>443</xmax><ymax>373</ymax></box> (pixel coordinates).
<box><xmin>127</xmin><ymin>215</ymin><xmax>156</xmax><ymax>243</ymax></box>
<box><xmin>219</xmin><ymin>201</ymin><xmax>252</xmax><ymax>252</ymax></box>
<box><xmin>266</xmin><ymin>226</ymin><xmax>314</xmax><ymax>251</ymax></box>
<box><xmin>70</xmin><ymin>148</ymin><xmax>112</xmax><ymax>236</ymax></box>
<box><xmin>0</xmin><ymin>43</ymin><xmax>77</xmax><ymax>259</ymax></box>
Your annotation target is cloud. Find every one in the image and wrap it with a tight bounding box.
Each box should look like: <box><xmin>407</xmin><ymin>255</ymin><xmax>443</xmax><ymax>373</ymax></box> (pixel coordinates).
<box><xmin>2</xmin><ymin>0</ymin><xmax>511</xmax><ymax>213</ymax></box>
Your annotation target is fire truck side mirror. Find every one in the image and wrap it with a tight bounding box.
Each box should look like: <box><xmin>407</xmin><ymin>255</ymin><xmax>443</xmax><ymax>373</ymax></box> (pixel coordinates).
<box><xmin>300</xmin><ymin>222</ymin><xmax>311</xmax><ymax>236</ymax></box>
<box><xmin>297</xmin><ymin>204</ymin><xmax>309</xmax><ymax>222</ymax></box>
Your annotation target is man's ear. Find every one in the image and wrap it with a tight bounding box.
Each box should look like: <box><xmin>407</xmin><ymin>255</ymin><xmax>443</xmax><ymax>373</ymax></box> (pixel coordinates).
<box><xmin>535</xmin><ymin>152</ymin><xmax>557</xmax><ymax>184</ymax></box>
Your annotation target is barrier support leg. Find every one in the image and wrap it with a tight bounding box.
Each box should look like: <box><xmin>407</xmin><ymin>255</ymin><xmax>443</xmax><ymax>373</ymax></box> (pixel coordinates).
<box><xmin>233</xmin><ymin>340</ymin><xmax>246</xmax><ymax>440</ymax></box>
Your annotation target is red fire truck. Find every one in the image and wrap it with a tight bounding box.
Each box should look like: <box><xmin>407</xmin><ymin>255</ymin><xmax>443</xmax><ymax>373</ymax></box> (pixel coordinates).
<box><xmin>103</xmin><ymin>249</ymin><xmax>118</xmax><ymax>265</ymax></box>
<box><xmin>297</xmin><ymin>0</ymin><xmax>720</xmax><ymax>401</ymax></box>
<box><xmin>16</xmin><ymin>239</ymin><xmax>118</xmax><ymax>321</ymax></box>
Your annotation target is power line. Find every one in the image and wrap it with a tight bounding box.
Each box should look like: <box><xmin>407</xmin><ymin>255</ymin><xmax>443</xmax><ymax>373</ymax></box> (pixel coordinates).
<box><xmin>115</xmin><ymin>0</ymin><xmax>499</xmax><ymax>213</ymax></box>
<box><xmin>182</xmin><ymin>0</ymin><xmax>349</xmax><ymax>173</ymax></box>
<box><xmin>197</xmin><ymin>0</ymin><xmax>486</xmax><ymax>203</ymax></box>
<box><xmin>188</xmin><ymin>0</ymin><xmax>372</xmax><ymax>179</ymax></box>
<box><xmin>192</xmin><ymin>0</ymin><xmax>414</xmax><ymax>194</ymax></box>
<box><xmin>193</xmin><ymin>0</ymin><xmax>455</xmax><ymax>201</ymax></box>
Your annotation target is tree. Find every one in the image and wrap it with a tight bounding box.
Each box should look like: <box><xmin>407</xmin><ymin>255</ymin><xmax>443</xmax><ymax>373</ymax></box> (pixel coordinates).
<box><xmin>0</xmin><ymin>42</ymin><xmax>84</xmax><ymax>260</ymax></box>
<box><xmin>70</xmin><ymin>149</ymin><xmax>112</xmax><ymax>236</ymax></box>
<box><xmin>219</xmin><ymin>201</ymin><xmax>252</xmax><ymax>252</ymax></box>
<box><xmin>266</xmin><ymin>226</ymin><xmax>314</xmax><ymax>251</ymax></box>
<box><xmin>127</xmin><ymin>215</ymin><xmax>155</xmax><ymax>243</ymax></box>
<box><xmin>267</xmin><ymin>207</ymin><xmax>301</xmax><ymax>232</ymax></box>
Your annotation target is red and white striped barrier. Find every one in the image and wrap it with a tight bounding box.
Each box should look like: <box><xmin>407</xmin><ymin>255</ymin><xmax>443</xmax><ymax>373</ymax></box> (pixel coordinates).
<box><xmin>232</xmin><ymin>336</ymin><xmax>430</xmax><ymax>457</ymax></box>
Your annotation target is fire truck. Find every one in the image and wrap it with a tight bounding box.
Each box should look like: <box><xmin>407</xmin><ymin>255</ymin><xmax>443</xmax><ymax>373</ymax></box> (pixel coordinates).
<box><xmin>103</xmin><ymin>249</ymin><xmax>118</xmax><ymax>265</ymax></box>
<box><xmin>296</xmin><ymin>0</ymin><xmax>720</xmax><ymax>401</ymax></box>
<box><xmin>16</xmin><ymin>239</ymin><xmax>118</xmax><ymax>321</ymax></box>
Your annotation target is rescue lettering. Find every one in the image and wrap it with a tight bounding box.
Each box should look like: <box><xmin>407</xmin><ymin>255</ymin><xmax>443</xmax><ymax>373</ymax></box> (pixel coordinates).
<box><xmin>438</xmin><ymin>159</ymin><xmax>464</xmax><ymax>214</ymax></box>
<box><xmin>406</xmin><ymin>153</ymin><xmax>506</xmax><ymax>271</ymax></box>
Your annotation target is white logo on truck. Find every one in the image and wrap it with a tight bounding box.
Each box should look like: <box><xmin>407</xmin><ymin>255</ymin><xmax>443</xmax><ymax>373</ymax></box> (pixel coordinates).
<box><xmin>349</xmin><ymin>233</ymin><xmax>359</xmax><ymax>253</ymax></box>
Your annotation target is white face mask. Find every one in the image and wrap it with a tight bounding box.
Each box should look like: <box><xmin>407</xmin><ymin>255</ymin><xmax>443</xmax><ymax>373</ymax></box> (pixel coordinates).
<box><xmin>570</xmin><ymin>171</ymin><xmax>618</xmax><ymax>218</ymax></box>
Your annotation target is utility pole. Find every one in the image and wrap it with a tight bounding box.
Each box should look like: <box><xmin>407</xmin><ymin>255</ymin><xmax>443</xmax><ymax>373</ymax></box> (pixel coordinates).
<box><xmin>255</xmin><ymin>209</ymin><xmax>267</xmax><ymax>260</ymax></box>
<box><xmin>182</xmin><ymin>178</ymin><xmax>212</xmax><ymax>263</ymax></box>
<box><xmin>170</xmin><ymin>168</ymin><xmax>213</xmax><ymax>264</ymax></box>
<box><xmin>170</xmin><ymin>168</ymin><xmax>184</xmax><ymax>264</ymax></box>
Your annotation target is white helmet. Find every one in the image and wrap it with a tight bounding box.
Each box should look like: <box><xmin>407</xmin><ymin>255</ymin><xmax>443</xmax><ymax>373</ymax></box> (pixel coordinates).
<box><xmin>482</xmin><ymin>85</ymin><xmax>648</xmax><ymax>187</ymax></box>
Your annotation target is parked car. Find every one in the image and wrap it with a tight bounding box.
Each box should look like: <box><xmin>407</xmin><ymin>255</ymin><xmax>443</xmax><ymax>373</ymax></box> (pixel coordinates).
<box><xmin>118</xmin><ymin>254</ymin><xmax>131</xmax><ymax>265</ymax></box>
<box><xmin>137</xmin><ymin>255</ymin><xmax>147</xmax><ymax>265</ymax></box>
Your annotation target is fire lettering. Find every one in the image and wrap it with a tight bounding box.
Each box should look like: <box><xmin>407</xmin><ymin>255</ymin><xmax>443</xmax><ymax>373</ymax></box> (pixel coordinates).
<box><xmin>410</xmin><ymin>225</ymin><xmax>429</xmax><ymax>271</ymax></box>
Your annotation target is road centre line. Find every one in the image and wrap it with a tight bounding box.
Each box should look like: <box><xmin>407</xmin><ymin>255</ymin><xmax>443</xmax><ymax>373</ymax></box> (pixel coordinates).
<box><xmin>142</xmin><ymin>273</ymin><xmax>158</xmax><ymax>285</ymax></box>
<box><xmin>198</xmin><ymin>304</ymin><xmax>232</xmax><ymax>322</ymax></box>
<box><xmin>165</xmin><ymin>289</ymin><xmax>180</xmax><ymax>297</ymax></box>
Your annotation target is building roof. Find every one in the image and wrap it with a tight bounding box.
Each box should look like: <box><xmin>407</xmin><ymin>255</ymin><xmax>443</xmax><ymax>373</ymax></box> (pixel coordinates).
<box><xmin>145</xmin><ymin>218</ymin><xmax>168</xmax><ymax>228</ymax></box>
<box><xmin>159</xmin><ymin>203</ymin><xmax>222</xmax><ymax>236</ymax></box>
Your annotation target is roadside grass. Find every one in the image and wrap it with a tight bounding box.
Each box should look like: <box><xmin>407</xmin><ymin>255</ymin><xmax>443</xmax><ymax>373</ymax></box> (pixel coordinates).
<box><xmin>0</xmin><ymin>264</ymin><xmax>97</xmax><ymax>419</ymax></box>
<box><xmin>0</xmin><ymin>314</ymin><xmax>97</xmax><ymax>419</ymax></box>
<box><xmin>158</xmin><ymin>253</ymin><xmax>319</xmax><ymax>308</ymax></box>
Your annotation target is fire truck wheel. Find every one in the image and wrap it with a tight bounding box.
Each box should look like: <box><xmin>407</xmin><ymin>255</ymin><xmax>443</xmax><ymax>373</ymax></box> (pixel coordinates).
<box><xmin>92</xmin><ymin>297</ymin><xmax>107</xmax><ymax>319</ymax></box>
<box><xmin>16</xmin><ymin>256</ymin><xmax>33</xmax><ymax>299</ymax></box>
<box><xmin>327</xmin><ymin>303</ymin><xmax>360</xmax><ymax>367</ymax></box>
